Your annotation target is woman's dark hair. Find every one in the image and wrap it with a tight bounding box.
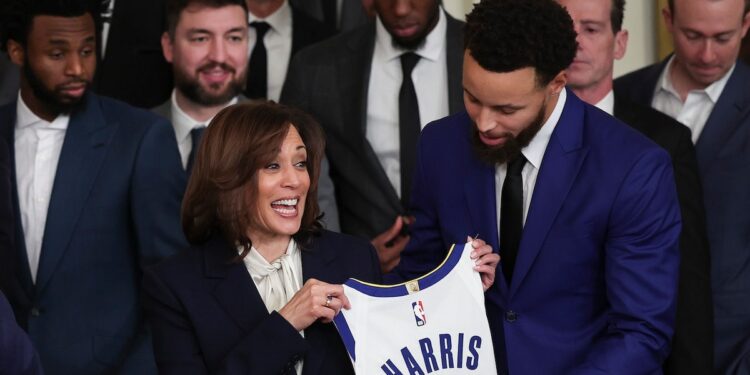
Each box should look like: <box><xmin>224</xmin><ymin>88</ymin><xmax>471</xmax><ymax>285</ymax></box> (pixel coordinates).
<box><xmin>182</xmin><ymin>101</ymin><xmax>325</xmax><ymax>258</ymax></box>
<box><xmin>464</xmin><ymin>0</ymin><xmax>578</xmax><ymax>87</ymax></box>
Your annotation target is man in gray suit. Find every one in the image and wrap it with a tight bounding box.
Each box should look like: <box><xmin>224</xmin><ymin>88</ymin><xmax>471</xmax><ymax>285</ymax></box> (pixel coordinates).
<box><xmin>281</xmin><ymin>0</ymin><xmax>464</xmax><ymax>270</ymax></box>
<box><xmin>155</xmin><ymin>0</ymin><xmax>340</xmax><ymax>230</ymax></box>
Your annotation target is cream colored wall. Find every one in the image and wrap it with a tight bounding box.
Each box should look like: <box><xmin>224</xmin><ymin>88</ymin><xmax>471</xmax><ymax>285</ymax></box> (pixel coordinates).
<box><xmin>442</xmin><ymin>0</ymin><xmax>659</xmax><ymax>77</ymax></box>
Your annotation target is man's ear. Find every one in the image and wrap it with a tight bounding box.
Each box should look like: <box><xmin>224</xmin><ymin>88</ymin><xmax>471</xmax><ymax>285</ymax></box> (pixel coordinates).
<box><xmin>613</xmin><ymin>29</ymin><xmax>629</xmax><ymax>60</ymax></box>
<box><xmin>662</xmin><ymin>6</ymin><xmax>675</xmax><ymax>35</ymax></box>
<box><xmin>548</xmin><ymin>70</ymin><xmax>568</xmax><ymax>96</ymax></box>
<box><xmin>161</xmin><ymin>31</ymin><xmax>174</xmax><ymax>63</ymax></box>
<box><xmin>7</xmin><ymin>39</ymin><xmax>25</xmax><ymax>66</ymax></box>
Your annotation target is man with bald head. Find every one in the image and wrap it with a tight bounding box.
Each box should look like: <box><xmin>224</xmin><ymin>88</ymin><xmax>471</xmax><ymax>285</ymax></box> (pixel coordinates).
<box><xmin>616</xmin><ymin>0</ymin><xmax>750</xmax><ymax>372</ymax></box>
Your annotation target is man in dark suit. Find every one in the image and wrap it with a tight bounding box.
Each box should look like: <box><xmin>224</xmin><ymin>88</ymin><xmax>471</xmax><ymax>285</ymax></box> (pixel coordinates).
<box><xmin>559</xmin><ymin>0</ymin><xmax>712</xmax><ymax>374</ymax></box>
<box><xmin>93</xmin><ymin>0</ymin><xmax>173</xmax><ymax>108</ymax></box>
<box><xmin>391</xmin><ymin>0</ymin><xmax>681</xmax><ymax>373</ymax></box>
<box><xmin>0</xmin><ymin>0</ymin><xmax>186</xmax><ymax>373</ymax></box>
<box><xmin>290</xmin><ymin>0</ymin><xmax>372</xmax><ymax>32</ymax></box>
<box><xmin>614</xmin><ymin>0</ymin><xmax>750</xmax><ymax>372</ymax></box>
<box><xmin>243</xmin><ymin>0</ymin><xmax>335</xmax><ymax>101</ymax></box>
<box><xmin>281</xmin><ymin>0</ymin><xmax>464</xmax><ymax>270</ymax></box>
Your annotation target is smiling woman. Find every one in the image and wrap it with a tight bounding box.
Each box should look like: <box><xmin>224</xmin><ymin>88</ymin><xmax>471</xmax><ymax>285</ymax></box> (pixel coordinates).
<box><xmin>143</xmin><ymin>101</ymin><xmax>382</xmax><ymax>374</ymax></box>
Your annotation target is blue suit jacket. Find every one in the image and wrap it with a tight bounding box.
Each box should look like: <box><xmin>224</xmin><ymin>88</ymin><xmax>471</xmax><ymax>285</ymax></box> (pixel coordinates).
<box><xmin>391</xmin><ymin>91</ymin><xmax>681</xmax><ymax>374</ymax></box>
<box><xmin>143</xmin><ymin>230</ymin><xmax>382</xmax><ymax>374</ymax></box>
<box><xmin>0</xmin><ymin>290</ymin><xmax>43</xmax><ymax>375</ymax></box>
<box><xmin>616</xmin><ymin>60</ymin><xmax>750</xmax><ymax>374</ymax></box>
<box><xmin>0</xmin><ymin>93</ymin><xmax>187</xmax><ymax>374</ymax></box>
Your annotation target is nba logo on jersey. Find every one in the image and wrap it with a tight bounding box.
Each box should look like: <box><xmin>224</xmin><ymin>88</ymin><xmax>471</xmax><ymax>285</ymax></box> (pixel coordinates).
<box><xmin>412</xmin><ymin>301</ymin><xmax>426</xmax><ymax>326</ymax></box>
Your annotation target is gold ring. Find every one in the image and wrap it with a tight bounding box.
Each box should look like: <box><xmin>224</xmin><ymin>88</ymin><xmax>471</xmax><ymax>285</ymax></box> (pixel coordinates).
<box><xmin>325</xmin><ymin>295</ymin><xmax>333</xmax><ymax>308</ymax></box>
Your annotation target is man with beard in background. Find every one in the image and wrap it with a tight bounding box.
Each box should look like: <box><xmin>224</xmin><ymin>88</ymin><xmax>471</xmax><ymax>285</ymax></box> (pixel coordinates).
<box><xmin>281</xmin><ymin>0</ymin><xmax>465</xmax><ymax>270</ymax></box>
<box><xmin>388</xmin><ymin>0</ymin><xmax>681</xmax><ymax>374</ymax></box>
<box><xmin>154</xmin><ymin>0</ymin><xmax>340</xmax><ymax>230</ymax></box>
<box><xmin>0</xmin><ymin>0</ymin><xmax>186</xmax><ymax>373</ymax></box>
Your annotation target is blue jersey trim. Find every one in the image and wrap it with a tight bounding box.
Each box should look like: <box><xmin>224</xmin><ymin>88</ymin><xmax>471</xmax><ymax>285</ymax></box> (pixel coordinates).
<box><xmin>333</xmin><ymin>312</ymin><xmax>356</xmax><ymax>361</ymax></box>
<box><xmin>343</xmin><ymin>243</ymin><xmax>463</xmax><ymax>297</ymax></box>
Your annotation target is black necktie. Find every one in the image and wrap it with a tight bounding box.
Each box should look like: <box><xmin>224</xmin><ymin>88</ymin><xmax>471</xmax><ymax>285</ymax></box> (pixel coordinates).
<box><xmin>500</xmin><ymin>154</ymin><xmax>527</xmax><ymax>285</ymax></box>
<box><xmin>187</xmin><ymin>126</ymin><xmax>205</xmax><ymax>173</ymax></box>
<box><xmin>398</xmin><ymin>52</ymin><xmax>421</xmax><ymax>209</ymax></box>
<box><xmin>246</xmin><ymin>22</ymin><xmax>271</xmax><ymax>99</ymax></box>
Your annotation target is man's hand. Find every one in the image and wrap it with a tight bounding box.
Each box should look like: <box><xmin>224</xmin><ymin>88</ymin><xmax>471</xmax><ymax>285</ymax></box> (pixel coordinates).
<box><xmin>468</xmin><ymin>236</ymin><xmax>500</xmax><ymax>291</ymax></box>
<box><xmin>371</xmin><ymin>216</ymin><xmax>413</xmax><ymax>274</ymax></box>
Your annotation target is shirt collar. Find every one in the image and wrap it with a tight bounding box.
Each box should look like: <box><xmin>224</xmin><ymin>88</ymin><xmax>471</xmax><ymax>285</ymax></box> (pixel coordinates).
<box><xmin>657</xmin><ymin>55</ymin><xmax>736</xmax><ymax>103</ymax></box>
<box><xmin>248</xmin><ymin>0</ymin><xmax>292</xmax><ymax>38</ymax></box>
<box><xmin>170</xmin><ymin>89</ymin><xmax>238</xmax><ymax>143</ymax></box>
<box><xmin>522</xmin><ymin>88</ymin><xmax>567</xmax><ymax>170</ymax></box>
<box><xmin>374</xmin><ymin>7</ymin><xmax>447</xmax><ymax>63</ymax></box>
<box><xmin>15</xmin><ymin>91</ymin><xmax>70</xmax><ymax>131</ymax></box>
<box><xmin>593</xmin><ymin>89</ymin><xmax>614</xmax><ymax>116</ymax></box>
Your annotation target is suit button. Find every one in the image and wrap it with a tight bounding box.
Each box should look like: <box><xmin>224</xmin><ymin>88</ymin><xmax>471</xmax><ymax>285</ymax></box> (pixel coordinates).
<box><xmin>505</xmin><ymin>310</ymin><xmax>517</xmax><ymax>322</ymax></box>
<box><xmin>30</xmin><ymin>307</ymin><xmax>41</xmax><ymax>317</ymax></box>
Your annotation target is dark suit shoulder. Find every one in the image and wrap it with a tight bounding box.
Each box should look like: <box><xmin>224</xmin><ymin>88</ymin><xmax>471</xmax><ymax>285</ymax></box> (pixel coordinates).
<box><xmin>94</xmin><ymin>93</ymin><xmax>171</xmax><ymax>129</ymax></box>
<box><xmin>613</xmin><ymin>61</ymin><xmax>667</xmax><ymax>106</ymax></box>
<box><xmin>313</xmin><ymin>230</ymin><xmax>375</xmax><ymax>259</ymax></box>
<box><xmin>292</xmin><ymin>22</ymin><xmax>374</xmax><ymax>65</ymax></box>
<box><xmin>291</xmin><ymin>6</ymin><xmax>336</xmax><ymax>49</ymax></box>
<box><xmin>614</xmin><ymin>95</ymin><xmax>692</xmax><ymax>156</ymax></box>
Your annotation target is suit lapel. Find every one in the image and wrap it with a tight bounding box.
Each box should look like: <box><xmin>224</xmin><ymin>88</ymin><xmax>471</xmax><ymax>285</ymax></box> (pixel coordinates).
<box><xmin>509</xmin><ymin>92</ymin><xmax>588</xmax><ymax>298</ymax></box>
<box><xmin>445</xmin><ymin>14</ymin><xmax>465</xmax><ymax>115</ymax></box>
<box><xmin>0</xmin><ymin>102</ymin><xmax>35</xmax><ymax>299</ymax></box>
<box><xmin>300</xmin><ymin>237</ymin><xmax>337</xmax><ymax>375</ymax></box>
<box><xmin>338</xmin><ymin>26</ymin><xmax>402</xmax><ymax>212</ymax></box>
<box><xmin>207</xmin><ymin>240</ymin><xmax>270</xmax><ymax>333</ymax></box>
<box><xmin>694</xmin><ymin>63</ymin><xmax>750</xmax><ymax>172</ymax></box>
<box><xmin>463</xmin><ymin>148</ymin><xmax>505</xmax><ymax>293</ymax></box>
<box><xmin>35</xmin><ymin>94</ymin><xmax>115</xmax><ymax>292</ymax></box>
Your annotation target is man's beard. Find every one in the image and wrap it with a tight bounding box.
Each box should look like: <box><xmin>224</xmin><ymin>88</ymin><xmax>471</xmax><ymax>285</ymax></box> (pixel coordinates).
<box><xmin>174</xmin><ymin>62</ymin><xmax>244</xmax><ymax>106</ymax></box>
<box><xmin>471</xmin><ymin>102</ymin><xmax>547</xmax><ymax>166</ymax></box>
<box><xmin>23</xmin><ymin>58</ymin><xmax>87</xmax><ymax>115</ymax></box>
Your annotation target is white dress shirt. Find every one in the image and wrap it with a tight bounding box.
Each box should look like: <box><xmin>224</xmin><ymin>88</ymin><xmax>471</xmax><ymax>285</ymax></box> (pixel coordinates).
<box><xmin>652</xmin><ymin>56</ymin><xmax>734</xmax><ymax>144</ymax></box>
<box><xmin>14</xmin><ymin>93</ymin><xmax>70</xmax><ymax>283</ymax></box>
<box><xmin>593</xmin><ymin>89</ymin><xmax>614</xmax><ymax>116</ymax></box>
<box><xmin>366</xmin><ymin>9</ymin><xmax>449</xmax><ymax>198</ymax></box>
<box><xmin>101</xmin><ymin>0</ymin><xmax>116</xmax><ymax>59</ymax></box>
<box><xmin>248</xmin><ymin>0</ymin><xmax>293</xmax><ymax>102</ymax></box>
<box><xmin>494</xmin><ymin>89</ymin><xmax>566</xmax><ymax>240</ymax></box>
<box><xmin>170</xmin><ymin>90</ymin><xmax>237</xmax><ymax>169</ymax></box>
<box><xmin>242</xmin><ymin>239</ymin><xmax>304</xmax><ymax>374</ymax></box>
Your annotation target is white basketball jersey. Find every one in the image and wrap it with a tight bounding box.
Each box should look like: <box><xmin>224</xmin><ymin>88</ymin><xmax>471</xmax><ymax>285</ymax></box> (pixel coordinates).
<box><xmin>333</xmin><ymin>242</ymin><xmax>497</xmax><ymax>374</ymax></box>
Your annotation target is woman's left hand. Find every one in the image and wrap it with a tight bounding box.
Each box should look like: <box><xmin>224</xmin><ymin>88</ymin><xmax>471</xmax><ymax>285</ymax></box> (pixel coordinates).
<box><xmin>468</xmin><ymin>236</ymin><xmax>500</xmax><ymax>291</ymax></box>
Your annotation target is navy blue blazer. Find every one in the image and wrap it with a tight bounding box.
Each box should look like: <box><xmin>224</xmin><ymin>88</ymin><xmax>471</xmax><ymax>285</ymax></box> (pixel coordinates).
<box><xmin>616</xmin><ymin>60</ymin><xmax>750</xmax><ymax>374</ymax></box>
<box><xmin>0</xmin><ymin>291</ymin><xmax>43</xmax><ymax>375</ymax></box>
<box><xmin>391</xmin><ymin>91</ymin><xmax>681</xmax><ymax>374</ymax></box>
<box><xmin>0</xmin><ymin>93</ymin><xmax>187</xmax><ymax>374</ymax></box>
<box><xmin>144</xmin><ymin>230</ymin><xmax>382</xmax><ymax>374</ymax></box>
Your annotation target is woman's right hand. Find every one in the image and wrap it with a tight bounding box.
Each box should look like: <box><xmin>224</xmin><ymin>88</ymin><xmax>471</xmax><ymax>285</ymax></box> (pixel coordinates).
<box><xmin>278</xmin><ymin>278</ymin><xmax>350</xmax><ymax>331</ymax></box>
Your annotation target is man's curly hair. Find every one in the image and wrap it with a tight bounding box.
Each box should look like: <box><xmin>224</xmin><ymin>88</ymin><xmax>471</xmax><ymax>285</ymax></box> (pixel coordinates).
<box><xmin>464</xmin><ymin>0</ymin><xmax>578</xmax><ymax>87</ymax></box>
<box><xmin>0</xmin><ymin>0</ymin><xmax>102</xmax><ymax>53</ymax></box>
